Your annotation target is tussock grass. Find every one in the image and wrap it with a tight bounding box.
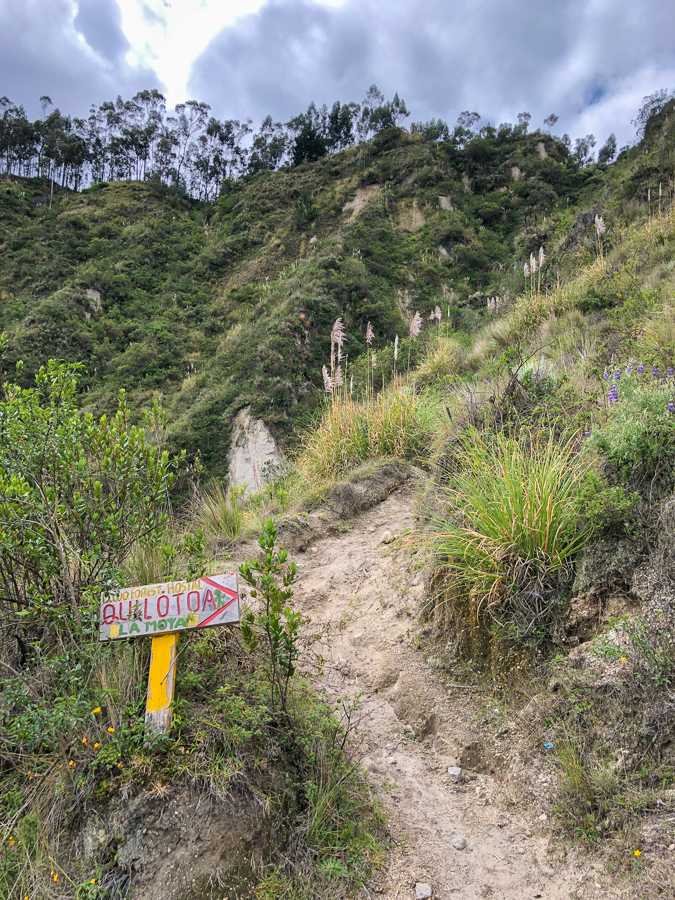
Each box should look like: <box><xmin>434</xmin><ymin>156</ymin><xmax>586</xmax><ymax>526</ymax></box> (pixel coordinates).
<box><xmin>297</xmin><ymin>387</ymin><xmax>436</xmax><ymax>482</ymax></box>
<box><xmin>195</xmin><ymin>479</ymin><xmax>244</xmax><ymax>542</ymax></box>
<box><xmin>415</xmin><ymin>334</ymin><xmax>470</xmax><ymax>383</ymax></box>
<box><xmin>432</xmin><ymin>431</ymin><xmax>590</xmax><ymax>622</ymax></box>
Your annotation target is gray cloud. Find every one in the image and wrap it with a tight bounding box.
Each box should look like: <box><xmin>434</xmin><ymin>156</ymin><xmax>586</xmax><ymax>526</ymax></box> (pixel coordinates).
<box><xmin>189</xmin><ymin>0</ymin><xmax>675</xmax><ymax>146</ymax></box>
<box><xmin>1</xmin><ymin>0</ymin><xmax>673</xmax><ymax>147</ymax></box>
<box><xmin>73</xmin><ymin>0</ymin><xmax>129</xmax><ymax>62</ymax></box>
<box><xmin>0</xmin><ymin>0</ymin><xmax>159</xmax><ymax>117</ymax></box>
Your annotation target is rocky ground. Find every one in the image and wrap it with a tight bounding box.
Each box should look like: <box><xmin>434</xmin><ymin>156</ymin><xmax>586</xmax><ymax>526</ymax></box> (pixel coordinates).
<box><xmin>245</xmin><ymin>474</ymin><xmax>634</xmax><ymax>900</ymax></box>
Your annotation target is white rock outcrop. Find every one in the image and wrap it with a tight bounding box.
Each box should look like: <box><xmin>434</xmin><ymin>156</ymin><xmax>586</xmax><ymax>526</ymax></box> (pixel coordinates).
<box><xmin>226</xmin><ymin>407</ymin><xmax>285</xmax><ymax>493</ymax></box>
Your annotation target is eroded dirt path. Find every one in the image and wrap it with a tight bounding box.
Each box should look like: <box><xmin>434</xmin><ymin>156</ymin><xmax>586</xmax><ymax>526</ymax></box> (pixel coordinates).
<box><xmin>285</xmin><ymin>481</ymin><xmax>625</xmax><ymax>900</ymax></box>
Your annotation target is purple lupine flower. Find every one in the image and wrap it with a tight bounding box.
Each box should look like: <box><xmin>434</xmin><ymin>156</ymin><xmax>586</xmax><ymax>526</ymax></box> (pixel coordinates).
<box><xmin>653</xmin><ymin>367</ymin><xmax>659</xmax><ymax>377</ymax></box>
<box><xmin>603</xmin><ymin>372</ymin><xmax>609</xmax><ymax>380</ymax></box>
<box><xmin>615</xmin><ymin>372</ymin><xmax>621</xmax><ymax>380</ymax></box>
<box><xmin>637</xmin><ymin>365</ymin><xmax>645</xmax><ymax>373</ymax></box>
<box><xmin>627</xmin><ymin>365</ymin><xmax>634</xmax><ymax>373</ymax></box>
<box><xmin>667</xmin><ymin>368</ymin><xmax>674</xmax><ymax>377</ymax></box>
<box><xmin>669</xmin><ymin>402</ymin><xmax>675</xmax><ymax>413</ymax></box>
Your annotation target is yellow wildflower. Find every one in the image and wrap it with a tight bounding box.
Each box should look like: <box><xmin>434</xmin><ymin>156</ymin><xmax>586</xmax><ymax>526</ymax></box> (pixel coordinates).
<box><xmin>69</xmin><ymin>760</ymin><xmax>75</xmax><ymax>766</ymax></box>
<box><xmin>9</xmin><ymin>838</ymin><xmax>14</xmax><ymax>846</ymax></box>
<box><xmin>82</xmin><ymin>737</ymin><xmax>87</xmax><ymax>744</ymax></box>
<box><xmin>94</xmin><ymin>743</ymin><xmax>100</xmax><ymax>749</ymax></box>
<box><xmin>634</xmin><ymin>849</ymin><xmax>641</xmax><ymax>857</ymax></box>
<box><xmin>107</xmin><ymin>727</ymin><xmax>115</xmax><ymax>733</ymax></box>
<box><xmin>92</xmin><ymin>707</ymin><xmax>101</xmax><ymax>714</ymax></box>
<box><xmin>53</xmin><ymin>874</ymin><xmax>58</xmax><ymax>883</ymax></box>
<box><xmin>90</xmin><ymin>879</ymin><xmax>96</xmax><ymax>884</ymax></box>
<box><xmin>621</xmin><ymin>657</ymin><xmax>627</xmax><ymax>663</ymax></box>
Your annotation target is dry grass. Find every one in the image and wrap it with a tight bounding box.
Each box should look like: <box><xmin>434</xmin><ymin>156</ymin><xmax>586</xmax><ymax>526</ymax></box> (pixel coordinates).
<box><xmin>416</xmin><ymin>334</ymin><xmax>470</xmax><ymax>382</ymax></box>
<box><xmin>297</xmin><ymin>387</ymin><xmax>436</xmax><ymax>482</ymax></box>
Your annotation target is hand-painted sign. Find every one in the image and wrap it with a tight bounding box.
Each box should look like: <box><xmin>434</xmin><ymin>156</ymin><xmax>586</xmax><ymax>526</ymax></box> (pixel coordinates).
<box><xmin>98</xmin><ymin>574</ymin><xmax>239</xmax><ymax>642</ymax></box>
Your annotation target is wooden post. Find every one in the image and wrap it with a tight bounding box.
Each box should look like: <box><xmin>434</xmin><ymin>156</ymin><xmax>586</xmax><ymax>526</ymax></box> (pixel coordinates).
<box><xmin>145</xmin><ymin>632</ymin><xmax>178</xmax><ymax>733</ymax></box>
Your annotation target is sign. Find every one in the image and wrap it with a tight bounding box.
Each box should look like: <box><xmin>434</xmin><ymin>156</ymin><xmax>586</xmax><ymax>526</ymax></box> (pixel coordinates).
<box><xmin>98</xmin><ymin>574</ymin><xmax>239</xmax><ymax>642</ymax></box>
<box><xmin>98</xmin><ymin>572</ymin><xmax>240</xmax><ymax>734</ymax></box>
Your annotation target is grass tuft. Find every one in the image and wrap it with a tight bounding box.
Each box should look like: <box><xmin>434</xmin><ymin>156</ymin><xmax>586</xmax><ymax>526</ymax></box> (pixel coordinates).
<box><xmin>431</xmin><ymin>431</ymin><xmax>590</xmax><ymax>647</ymax></box>
<box><xmin>297</xmin><ymin>387</ymin><xmax>436</xmax><ymax>482</ymax></box>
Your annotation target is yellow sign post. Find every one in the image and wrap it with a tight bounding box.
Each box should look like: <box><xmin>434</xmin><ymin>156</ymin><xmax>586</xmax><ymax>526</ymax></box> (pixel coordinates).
<box><xmin>98</xmin><ymin>573</ymin><xmax>240</xmax><ymax>733</ymax></box>
<box><xmin>145</xmin><ymin>632</ymin><xmax>179</xmax><ymax>732</ymax></box>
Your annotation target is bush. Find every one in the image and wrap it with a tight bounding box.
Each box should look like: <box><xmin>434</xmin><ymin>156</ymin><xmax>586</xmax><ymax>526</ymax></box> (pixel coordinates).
<box><xmin>575</xmin><ymin>470</ymin><xmax>639</xmax><ymax>535</ymax></box>
<box><xmin>295</xmin><ymin>189</ymin><xmax>317</xmax><ymax>224</ymax></box>
<box><xmin>589</xmin><ymin>370</ymin><xmax>675</xmax><ymax>482</ymax></box>
<box><xmin>431</xmin><ymin>431</ymin><xmax>590</xmax><ymax>645</ymax></box>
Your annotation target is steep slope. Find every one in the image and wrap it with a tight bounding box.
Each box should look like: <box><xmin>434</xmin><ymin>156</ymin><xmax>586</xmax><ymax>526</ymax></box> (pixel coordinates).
<box><xmin>2</xmin><ymin>107</ymin><xmax>675</xmax><ymax>476</ymax></box>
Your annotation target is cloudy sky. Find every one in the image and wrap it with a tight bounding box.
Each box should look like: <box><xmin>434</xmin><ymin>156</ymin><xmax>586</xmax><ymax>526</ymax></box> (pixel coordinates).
<box><xmin>1</xmin><ymin>0</ymin><xmax>674</xmax><ymax>148</ymax></box>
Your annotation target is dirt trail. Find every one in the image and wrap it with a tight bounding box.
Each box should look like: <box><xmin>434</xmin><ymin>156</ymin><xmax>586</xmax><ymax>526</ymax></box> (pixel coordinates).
<box><xmin>282</xmin><ymin>480</ymin><xmax>625</xmax><ymax>900</ymax></box>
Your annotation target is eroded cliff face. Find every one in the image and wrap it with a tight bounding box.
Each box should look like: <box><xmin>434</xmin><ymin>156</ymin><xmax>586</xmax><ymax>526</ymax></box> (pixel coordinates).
<box><xmin>78</xmin><ymin>780</ymin><xmax>286</xmax><ymax>900</ymax></box>
<box><xmin>226</xmin><ymin>407</ymin><xmax>285</xmax><ymax>493</ymax></box>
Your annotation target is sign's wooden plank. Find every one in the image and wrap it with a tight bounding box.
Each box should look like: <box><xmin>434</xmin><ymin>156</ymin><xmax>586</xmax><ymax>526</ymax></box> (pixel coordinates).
<box><xmin>145</xmin><ymin>632</ymin><xmax>178</xmax><ymax>733</ymax></box>
<box><xmin>98</xmin><ymin>573</ymin><xmax>239</xmax><ymax>642</ymax></box>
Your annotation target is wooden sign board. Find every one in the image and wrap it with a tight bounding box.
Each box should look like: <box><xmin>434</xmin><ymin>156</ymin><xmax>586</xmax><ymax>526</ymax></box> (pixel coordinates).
<box><xmin>98</xmin><ymin>574</ymin><xmax>240</xmax><ymax>734</ymax></box>
<box><xmin>98</xmin><ymin>574</ymin><xmax>239</xmax><ymax>642</ymax></box>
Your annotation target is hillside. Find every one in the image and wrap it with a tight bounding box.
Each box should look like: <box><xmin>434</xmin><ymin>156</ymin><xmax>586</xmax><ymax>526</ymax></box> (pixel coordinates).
<box><xmin>3</xmin><ymin>110</ymin><xmax>668</xmax><ymax>475</ymax></box>
<box><xmin>3</xmin><ymin>97</ymin><xmax>675</xmax><ymax>900</ymax></box>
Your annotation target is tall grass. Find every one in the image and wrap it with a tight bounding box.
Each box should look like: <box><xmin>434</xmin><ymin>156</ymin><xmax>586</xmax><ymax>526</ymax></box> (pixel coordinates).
<box><xmin>297</xmin><ymin>387</ymin><xmax>436</xmax><ymax>481</ymax></box>
<box><xmin>195</xmin><ymin>479</ymin><xmax>244</xmax><ymax>541</ymax></box>
<box><xmin>415</xmin><ymin>333</ymin><xmax>470</xmax><ymax>383</ymax></box>
<box><xmin>432</xmin><ymin>431</ymin><xmax>590</xmax><ymax>621</ymax></box>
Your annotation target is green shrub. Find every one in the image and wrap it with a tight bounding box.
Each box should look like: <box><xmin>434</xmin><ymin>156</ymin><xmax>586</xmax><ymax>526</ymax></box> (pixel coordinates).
<box><xmin>575</xmin><ymin>470</ymin><xmax>639</xmax><ymax>534</ymax></box>
<box><xmin>432</xmin><ymin>431</ymin><xmax>590</xmax><ymax>644</ymax></box>
<box><xmin>295</xmin><ymin>189</ymin><xmax>317</xmax><ymax>223</ymax></box>
<box><xmin>589</xmin><ymin>372</ymin><xmax>675</xmax><ymax>481</ymax></box>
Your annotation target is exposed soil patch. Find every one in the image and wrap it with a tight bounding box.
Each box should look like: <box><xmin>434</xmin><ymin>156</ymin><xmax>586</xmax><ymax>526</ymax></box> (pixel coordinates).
<box><xmin>343</xmin><ymin>185</ymin><xmax>381</xmax><ymax>221</ymax></box>
<box><xmin>266</xmin><ymin>479</ymin><xmax>630</xmax><ymax>899</ymax></box>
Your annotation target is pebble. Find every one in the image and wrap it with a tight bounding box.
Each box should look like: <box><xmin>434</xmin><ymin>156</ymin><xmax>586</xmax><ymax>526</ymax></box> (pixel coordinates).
<box><xmin>452</xmin><ymin>836</ymin><xmax>467</xmax><ymax>850</ymax></box>
<box><xmin>380</xmin><ymin>530</ymin><xmax>395</xmax><ymax>544</ymax></box>
<box><xmin>525</xmin><ymin>829</ymin><xmax>532</xmax><ymax>837</ymax></box>
<box><xmin>539</xmin><ymin>814</ymin><xmax>548</xmax><ymax>822</ymax></box>
<box><xmin>447</xmin><ymin>766</ymin><xmax>462</xmax><ymax>783</ymax></box>
<box><xmin>517</xmin><ymin>847</ymin><xmax>525</xmax><ymax>855</ymax></box>
<box><xmin>386</xmin><ymin>743</ymin><xmax>395</xmax><ymax>751</ymax></box>
<box><xmin>415</xmin><ymin>885</ymin><xmax>432</xmax><ymax>900</ymax></box>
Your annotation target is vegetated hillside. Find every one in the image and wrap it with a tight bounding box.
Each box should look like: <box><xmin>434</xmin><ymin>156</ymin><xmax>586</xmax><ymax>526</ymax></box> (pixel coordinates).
<box><xmin>3</xmin><ymin>107</ymin><xmax>670</xmax><ymax>476</ymax></box>
<box><xmin>4</xmin><ymin>98</ymin><xmax>675</xmax><ymax>900</ymax></box>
